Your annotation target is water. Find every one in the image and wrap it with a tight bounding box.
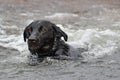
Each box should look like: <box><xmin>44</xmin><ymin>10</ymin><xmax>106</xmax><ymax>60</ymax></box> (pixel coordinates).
<box><xmin>0</xmin><ymin>0</ymin><xmax>120</xmax><ymax>80</ymax></box>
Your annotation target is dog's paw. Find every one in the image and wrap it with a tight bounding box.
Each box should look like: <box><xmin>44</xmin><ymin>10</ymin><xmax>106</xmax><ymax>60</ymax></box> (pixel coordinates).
<box><xmin>27</xmin><ymin>55</ymin><xmax>39</xmax><ymax>66</ymax></box>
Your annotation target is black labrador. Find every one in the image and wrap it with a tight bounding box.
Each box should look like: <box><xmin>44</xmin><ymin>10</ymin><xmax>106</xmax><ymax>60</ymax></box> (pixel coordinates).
<box><xmin>23</xmin><ymin>20</ymin><xmax>84</xmax><ymax>65</ymax></box>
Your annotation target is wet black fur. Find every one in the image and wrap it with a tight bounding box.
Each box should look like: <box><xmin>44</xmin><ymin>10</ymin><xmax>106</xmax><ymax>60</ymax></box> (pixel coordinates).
<box><xmin>23</xmin><ymin>20</ymin><xmax>74</xmax><ymax>65</ymax></box>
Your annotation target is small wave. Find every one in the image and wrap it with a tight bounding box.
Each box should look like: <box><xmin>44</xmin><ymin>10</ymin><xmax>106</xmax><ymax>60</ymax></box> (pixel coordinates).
<box><xmin>66</xmin><ymin>28</ymin><xmax>120</xmax><ymax>59</ymax></box>
<box><xmin>45</xmin><ymin>13</ymin><xmax>78</xmax><ymax>19</ymax></box>
<box><xmin>0</xmin><ymin>34</ymin><xmax>29</xmax><ymax>63</ymax></box>
<box><xmin>0</xmin><ymin>24</ymin><xmax>120</xmax><ymax>63</ymax></box>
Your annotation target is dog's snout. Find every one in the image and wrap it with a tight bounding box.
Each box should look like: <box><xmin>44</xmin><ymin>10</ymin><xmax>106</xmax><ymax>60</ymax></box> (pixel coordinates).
<box><xmin>28</xmin><ymin>33</ymin><xmax>38</xmax><ymax>42</ymax></box>
<box><xmin>28</xmin><ymin>38</ymin><xmax>39</xmax><ymax>49</ymax></box>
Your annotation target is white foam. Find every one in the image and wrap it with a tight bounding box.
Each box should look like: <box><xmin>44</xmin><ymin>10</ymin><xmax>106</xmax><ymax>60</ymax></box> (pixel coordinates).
<box><xmin>45</xmin><ymin>13</ymin><xmax>78</xmax><ymax>19</ymax></box>
<box><xmin>20</xmin><ymin>12</ymin><xmax>34</xmax><ymax>17</ymax></box>
<box><xmin>0</xmin><ymin>34</ymin><xmax>29</xmax><ymax>63</ymax></box>
<box><xmin>66</xmin><ymin>28</ymin><xmax>120</xmax><ymax>59</ymax></box>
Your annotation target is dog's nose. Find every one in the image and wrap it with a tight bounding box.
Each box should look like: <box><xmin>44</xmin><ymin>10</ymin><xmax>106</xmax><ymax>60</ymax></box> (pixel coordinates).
<box><xmin>28</xmin><ymin>34</ymin><xmax>38</xmax><ymax>43</ymax></box>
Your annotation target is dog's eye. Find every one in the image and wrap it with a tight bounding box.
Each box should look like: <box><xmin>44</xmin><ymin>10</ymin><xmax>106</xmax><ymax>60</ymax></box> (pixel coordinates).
<box><xmin>39</xmin><ymin>27</ymin><xmax>48</xmax><ymax>33</ymax></box>
<box><xmin>27</xmin><ymin>27</ymin><xmax>33</xmax><ymax>32</ymax></box>
<box><xmin>42</xmin><ymin>28</ymin><xmax>48</xmax><ymax>32</ymax></box>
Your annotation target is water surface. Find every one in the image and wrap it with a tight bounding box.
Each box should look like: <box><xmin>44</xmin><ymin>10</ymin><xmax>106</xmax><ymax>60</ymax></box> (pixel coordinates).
<box><xmin>0</xmin><ymin>0</ymin><xmax>120</xmax><ymax>80</ymax></box>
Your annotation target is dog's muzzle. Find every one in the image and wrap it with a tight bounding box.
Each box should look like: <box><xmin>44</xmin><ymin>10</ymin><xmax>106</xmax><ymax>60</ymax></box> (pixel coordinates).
<box><xmin>28</xmin><ymin>39</ymin><xmax>40</xmax><ymax>49</ymax></box>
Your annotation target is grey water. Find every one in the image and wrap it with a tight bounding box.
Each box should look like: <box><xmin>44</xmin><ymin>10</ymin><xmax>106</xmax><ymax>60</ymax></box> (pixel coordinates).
<box><xmin>0</xmin><ymin>0</ymin><xmax>120</xmax><ymax>80</ymax></box>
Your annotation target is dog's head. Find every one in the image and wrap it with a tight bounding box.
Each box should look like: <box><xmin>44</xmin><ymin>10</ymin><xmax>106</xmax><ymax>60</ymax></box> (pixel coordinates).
<box><xmin>23</xmin><ymin>20</ymin><xmax>68</xmax><ymax>54</ymax></box>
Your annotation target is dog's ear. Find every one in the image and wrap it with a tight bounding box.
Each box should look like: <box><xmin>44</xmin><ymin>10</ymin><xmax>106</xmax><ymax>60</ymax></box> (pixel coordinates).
<box><xmin>52</xmin><ymin>25</ymin><xmax>68</xmax><ymax>41</ymax></box>
<box><xmin>23</xmin><ymin>26</ymin><xmax>32</xmax><ymax>42</ymax></box>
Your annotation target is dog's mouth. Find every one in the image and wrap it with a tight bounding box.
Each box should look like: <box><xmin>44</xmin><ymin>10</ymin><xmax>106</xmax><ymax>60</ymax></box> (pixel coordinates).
<box><xmin>28</xmin><ymin>40</ymin><xmax>51</xmax><ymax>51</ymax></box>
<box><xmin>28</xmin><ymin>40</ymin><xmax>40</xmax><ymax>49</ymax></box>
